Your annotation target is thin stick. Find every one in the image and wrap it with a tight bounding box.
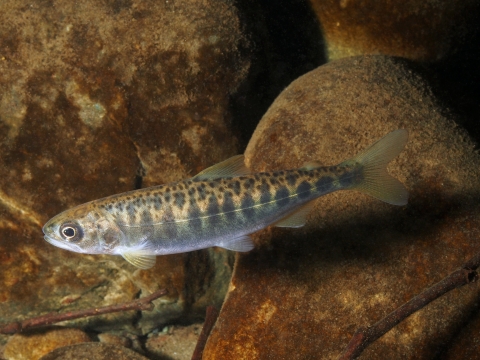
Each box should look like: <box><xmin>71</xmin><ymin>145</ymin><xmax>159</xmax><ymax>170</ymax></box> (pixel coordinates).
<box><xmin>191</xmin><ymin>306</ymin><xmax>220</xmax><ymax>360</ymax></box>
<box><xmin>0</xmin><ymin>288</ymin><xmax>168</xmax><ymax>334</ymax></box>
<box><xmin>339</xmin><ymin>253</ymin><xmax>480</xmax><ymax>360</ymax></box>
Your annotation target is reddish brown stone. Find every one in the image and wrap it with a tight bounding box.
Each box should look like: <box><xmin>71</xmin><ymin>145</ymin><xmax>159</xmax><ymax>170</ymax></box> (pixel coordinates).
<box><xmin>4</xmin><ymin>326</ymin><xmax>91</xmax><ymax>360</ymax></box>
<box><xmin>310</xmin><ymin>0</ymin><xmax>479</xmax><ymax>61</ymax></box>
<box><xmin>0</xmin><ymin>0</ymin><xmax>247</xmax><ymax>336</ymax></box>
<box><xmin>145</xmin><ymin>324</ymin><xmax>202</xmax><ymax>360</ymax></box>
<box><xmin>203</xmin><ymin>56</ymin><xmax>480</xmax><ymax>359</ymax></box>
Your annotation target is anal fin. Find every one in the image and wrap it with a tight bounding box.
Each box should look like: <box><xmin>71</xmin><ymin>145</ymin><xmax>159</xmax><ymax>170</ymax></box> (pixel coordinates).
<box><xmin>122</xmin><ymin>252</ymin><xmax>156</xmax><ymax>269</ymax></box>
<box><xmin>274</xmin><ymin>200</ymin><xmax>316</xmax><ymax>228</ymax></box>
<box><xmin>218</xmin><ymin>235</ymin><xmax>255</xmax><ymax>252</ymax></box>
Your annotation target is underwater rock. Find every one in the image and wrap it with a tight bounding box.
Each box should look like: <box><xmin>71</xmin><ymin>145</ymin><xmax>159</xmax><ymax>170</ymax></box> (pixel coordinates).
<box><xmin>202</xmin><ymin>55</ymin><xmax>480</xmax><ymax>359</ymax></box>
<box><xmin>0</xmin><ymin>0</ymin><xmax>246</xmax><ymax>337</ymax></box>
<box><xmin>97</xmin><ymin>332</ymin><xmax>132</xmax><ymax>348</ymax></box>
<box><xmin>39</xmin><ymin>342</ymin><xmax>148</xmax><ymax>360</ymax></box>
<box><xmin>310</xmin><ymin>0</ymin><xmax>479</xmax><ymax>61</ymax></box>
<box><xmin>440</xmin><ymin>310</ymin><xmax>480</xmax><ymax>360</ymax></box>
<box><xmin>3</xmin><ymin>326</ymin><xmax>91</xmax><ymax>360</ymax></box>
<box><xmin>145</xmin><ymin>324</ymin><xmax>202</xmax><ymax>360</ymax></box>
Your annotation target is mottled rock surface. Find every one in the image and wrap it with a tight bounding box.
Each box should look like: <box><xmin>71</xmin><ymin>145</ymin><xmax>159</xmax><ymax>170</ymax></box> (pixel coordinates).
<box><xmin>97</xmin><ymin>332</ymin><xmax>132</xmax><ymax>348</ymax></box>
<box><xmin>0</xmin><ymin>0</ymin><xmax>247</xmax><ymax>340</ymax></box>
<box><xmin>145</xmin><ymin>324</ymin><xmax>202</xmax><ymax>360</ymax></box>
<box><xmin>3</xmin><ymin>327</ymin><xmax>91</xmax><ymax>360</ymax></box>
<box><xmin>39</xmin><ymin>342</ymin><xmax>148</xmax><ymax>360</ymax></box>
<box><xmin>310</xmin><ymin>0</ymin><xmax>479</xmax><ymax>61</ymax></box>
<box><xmin>203</xmin><ymin>55</ymin><xmax>480</xmax><ymax>359</ymax></box>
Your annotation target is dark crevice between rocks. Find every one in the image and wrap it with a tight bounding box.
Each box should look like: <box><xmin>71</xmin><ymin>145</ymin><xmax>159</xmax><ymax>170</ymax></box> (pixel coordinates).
<box><xmin>181</xmin><ymin>250</ymin><xmax>216</xmax><ymax>323</ymax></box>
<box><xmin>247</xmin><ymin>187</ymin><xmax>480</xmax><ymax>275</ymax></box>
<box><xmin>230</xmin><ymin>0</ymin><xmax>326</xmax><ymax>149</ymax></box>
<box><xmin>130</xmin><ymin>289</ymin><xmax>144</xmax><ymax>331</ymax></box>
<box><xmin>417</xmin><ymin>5</ymin><xmax>480</xmax><ymax>144</ymax></box>
<box><xmin>134</xmin><ymin>163</ymin><xmax>146</xmax><ymax>190</ymax></box>
<box><xmin>128</xmin><ymin>139</ymin><xmax>146</xmax><ymax>190</ymax></box>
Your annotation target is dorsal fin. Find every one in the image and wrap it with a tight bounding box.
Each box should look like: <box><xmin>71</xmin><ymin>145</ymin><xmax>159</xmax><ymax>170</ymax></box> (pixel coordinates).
<box><xmin>299</xmin><ymin>161</ymin><xmax>321</xmax><ymax>171</ymax></box>
<box><xmin>192</xmin><ymin>155</ymin><xmax>250</xmax><ymax>180</ymax></box>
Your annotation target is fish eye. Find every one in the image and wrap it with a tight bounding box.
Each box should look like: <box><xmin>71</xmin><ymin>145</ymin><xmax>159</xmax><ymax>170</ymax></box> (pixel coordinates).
<box><xmin>59</xmin><ymin>223</ymin><xmax>83</xmax><ymax>242</ymax></box>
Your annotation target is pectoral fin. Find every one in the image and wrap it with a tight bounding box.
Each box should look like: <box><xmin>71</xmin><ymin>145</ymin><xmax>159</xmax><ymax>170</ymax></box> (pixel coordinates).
<box><xmin>122</xmin><ymin>252</ymin><xmax>156</xmax><ymax>269</ymax></box>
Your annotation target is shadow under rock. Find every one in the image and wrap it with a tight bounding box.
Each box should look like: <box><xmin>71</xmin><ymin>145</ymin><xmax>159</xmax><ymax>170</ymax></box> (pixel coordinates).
<box><xmin>242</xmin><ymin>187</ymin><xmax>480</xmax><ymax>276</ymax></box>
<box><xmin>230</xmin><ymin>0</ymin><xmax>326</xmax><ymax>148</ymax></box>
<box><xmin>421</xmin><ymin>4</ymin><xmax>480</xmax><ymax>143</ymax></box>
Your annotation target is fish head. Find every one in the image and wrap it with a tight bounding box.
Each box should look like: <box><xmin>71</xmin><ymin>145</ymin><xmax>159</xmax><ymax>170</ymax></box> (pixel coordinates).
<box><xmin>43</xmin><ymin>204</ymin><xmax>125</xmax><ymax>255</ymax></box>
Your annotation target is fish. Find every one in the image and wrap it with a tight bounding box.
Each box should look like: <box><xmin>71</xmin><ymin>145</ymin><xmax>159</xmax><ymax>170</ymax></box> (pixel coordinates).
<box><xmin>43</xmin><ymin>129</ymin><xmax>408</xmax><ymax>269</ymax></box>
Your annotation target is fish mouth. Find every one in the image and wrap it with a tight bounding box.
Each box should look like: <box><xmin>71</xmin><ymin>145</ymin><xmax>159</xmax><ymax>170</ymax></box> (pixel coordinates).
<box><xmin>42</xmin><ymin>220</ymin><xmax>55</xmax><ymax>237</ymax></box>
<box><xmin>43</xmin><ymin>234</ymin><xmax>84</xmax><ymax>253</ymax></box>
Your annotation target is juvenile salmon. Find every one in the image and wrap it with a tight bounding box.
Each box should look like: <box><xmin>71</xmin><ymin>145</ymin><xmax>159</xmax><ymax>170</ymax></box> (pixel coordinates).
<box><xmin>43</xmin><ymin>130</ymin><xmax>408</xmax><ymax>269</ymax></box>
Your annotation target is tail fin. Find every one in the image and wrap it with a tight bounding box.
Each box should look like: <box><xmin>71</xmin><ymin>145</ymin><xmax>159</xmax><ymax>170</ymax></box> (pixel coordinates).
<box><xmin>341</xmin><ymin>129</ymin><xmax>409</xmax><ymax>205</ymax></box>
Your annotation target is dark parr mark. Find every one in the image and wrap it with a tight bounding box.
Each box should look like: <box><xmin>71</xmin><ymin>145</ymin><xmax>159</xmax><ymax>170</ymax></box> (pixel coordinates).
<box><xmin>232</xmin><ymin>180</ymin><xmax>241</xmax><ymax>195</ymax></box>
<box><xmin>163</xmin><ymin>221</ymin><xmax>178</xmax><ymax>240</ymax></box>
<box><xmin>207</xmin><ymin>195</ymin><xmax>221</xmax><ymax>228</ymax></box>
<box><xmin>174</xmin><ymin>192</ymin><xmax>186</xmax><ymax>209</ymax></box>
<box><xmin>315</xmin><ymin>176</ymin><xmax>333</xmax><ymax>193</ymax></box>
<box><xmin>188</xmin><ymin>206</ymin><xmax>201</xmax><ymax>219</ymax></box>
<box><xmin>140</xmin><ymin>210</ymin><xmax>153</xmax><ymax>225</ymax></box>
<box><xmin>275</xmin><ymin>187</ymin><xmax>290</xmax><ymax>207</ymax></box>
<box><xmin>260</xmin><ymin>191</ymin><xmax>271</xmax><ymax>204</ymax></box>
<box><xmin>241</xmin><ymin>193</ymin><xmax>256</xmax><ymax>219</ymax></box>
<box><xmin>197</xmin><ymin>186</ymin><xmax>207</xmax><ymax>200</ymax></box>
<box><xmin>297</xmin><ymin>181</ymin><xmax>312</xmax><ymax>199</ymax></box>
<box><xmin>259</xmin><ymin>181</ymin><xmax>272</xmax><ymax>204</ymax></box>
<box><xmin>286</xmin><ymin>173</ymin><xmax>298</xmax><ymax>186</ymax></box>
<box><xmin>338</xmin><ymin>169</ymin><xmax>355</xmax><ymax>188</ymax></box>
<box><xmin>243</xmin><ymin>178</ymin><xmax>255</xmax><ymax>190</ymax></box>
<box><xmin>222</xmin><ymin>192</ymin><xmax>236</xmax><ymax>220</ymax></box>
<box><xmin>188</xmin><ymin>206</ymin><xmax>203</xmax><ymax>232</ymax></box>
<box><xmin>126</xmin><ymin>204</ymin><xmax>136</xmax><ymax>224</ymax></box>
<box><xmin>188</xmin><ymin>196</ymin><xmax>197</xmax><ymax>206</ymax></box>
<box><xmin>153</xmin><ymin>196</ymin><xmax>163</xmax><ymax>210</ymax></box>
<box><xmin>207</xmin><ymin>195</ymin><xmax>219</xmax><ymax>216</ymax></box>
